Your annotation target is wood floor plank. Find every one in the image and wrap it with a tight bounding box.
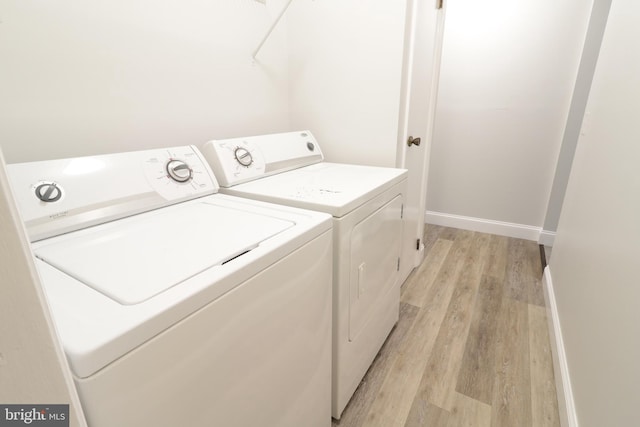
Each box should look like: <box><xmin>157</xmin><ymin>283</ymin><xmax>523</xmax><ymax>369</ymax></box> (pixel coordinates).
<box><xmin>421</xmin><ymin>224</ymin><xmax>459</xmax><ymax>259</ymax></box>
<box><xmin>422</xmin><ymin>224</ymin><xmax>446</xmax><ymax>254</ymax></box>
<box><xmin>332</xmin><ymin>302</ymin><xmax>419</xmax><ymax>427</ymax></box>
<box><xmin>437</xmin><ymin>226</ymin><xmax>460</xmax><ymax>241</ymax></box>
<box><xmin>404</xmin><ymin>398</ymin><xmax>449</xmax><ymax>427</ymax></box>
<box><xmin>412</xmin><ymin>232</ymin><xmax>491</xmax><ymax>411</ymax></box>
<box><xmin>362</xmin><ymin>230</ymin><xmax>475</xmax><ymax>427</ymax></box>
<box><xmin>505</xmin><ymin>239</ymin><xmax>545</xmax><ymax>306</ymax></box>
<box><xmin>446</xmin><ymin>393</ymin><xmax>492</xmax><ymax>427</ymax></box>
<box><xmin>523</xmin><ymin>240</ymin><xmax>546</xmax><ymax>306</ymax></box>
<box><xmin>455</xmin><ymin>275</ymin><xmax>504</xmax><ymax>404</ymax></box>
<box><xmin>490</xmin><ymin>298</ymin><xmax>531</xmax><ymax>427</ymax></box>
<box><xmin>360</xmin><ymin>350</ymin><xmax>422</xmax><ymax>427</ymax></box>
<box><xmin>401</xmin><ymin>238</ymin><xmax>453</xmax><ymax>307</ymax></box>
<box><xmin>528</xmin><ymin>305</ymin><xmax>561</xmax><ymax>427</ymax></box>
<box><xmin>484</xmin><ymin>234</ymin><xmax>509</xmax><ymax>281</ymax></box>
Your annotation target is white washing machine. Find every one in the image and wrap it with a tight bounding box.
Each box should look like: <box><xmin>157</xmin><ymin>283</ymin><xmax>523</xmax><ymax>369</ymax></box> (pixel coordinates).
<box><xmin>7</xmin><ymin>146</ymin><xmax>333</xmax><ymax>427</ymax></box>
<box><xmin>201</xmin><ymin>131</ymin><xmax>408</xmax><ymax>419</ymax></box>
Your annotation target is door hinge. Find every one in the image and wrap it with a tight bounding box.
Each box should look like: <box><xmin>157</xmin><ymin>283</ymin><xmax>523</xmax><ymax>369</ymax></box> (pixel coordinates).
<box><xmin>397</xmin><ymin>257</ymin><xmax>400</xmax><ymax>271</ymax></box>
<box><xmin>437</xmin><ymin>0</ymin><xmax>444</xmax><ymax>10</ymax></box>
<box><xmin>400</xmin><ymin>204</ymin><xmax>404</xmax><ymax>219</ymax></box>
<box><xmin>416</xmin><ymin>238</ymin><xmax>421</xmax><ymax>250</ymax></box>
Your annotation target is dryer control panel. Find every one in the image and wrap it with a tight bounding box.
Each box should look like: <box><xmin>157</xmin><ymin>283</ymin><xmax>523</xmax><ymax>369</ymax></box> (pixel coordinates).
<box><xmin>201</xmin><ymin>130</ymin><xmax>324</xmax><ymax>187</ymax></box>
<box><xmin>7</xmin><ymin>146</ymin><xmax>218</xmax><ymax>241</ymax></box>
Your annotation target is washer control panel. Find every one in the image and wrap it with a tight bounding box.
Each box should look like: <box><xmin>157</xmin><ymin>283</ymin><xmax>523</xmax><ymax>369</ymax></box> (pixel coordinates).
<box><xmin>34</xmin><ymin>181</ymin><xmax>64</xmax><ymax>203</ymax></box>
<box><xmin>166</xmin><ymin>159</ymin><xmax>193</xmax><ymax>182</ymax></box>
<box><xmin>7</xmin><ymin>145</ymin><xmax>218</xmax><ymax>241</ymax></box>
<box><xmin>143</xmin><ymin>146</ymin><xmax>217</xmax><ymax>201</ymax></box>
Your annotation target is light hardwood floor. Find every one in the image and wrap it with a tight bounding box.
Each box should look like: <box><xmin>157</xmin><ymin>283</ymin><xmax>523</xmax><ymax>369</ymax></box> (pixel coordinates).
<box><xmin>332</xmin><ymin>225</ymin><xmax>560</xmax><ymax>427</ymax></box>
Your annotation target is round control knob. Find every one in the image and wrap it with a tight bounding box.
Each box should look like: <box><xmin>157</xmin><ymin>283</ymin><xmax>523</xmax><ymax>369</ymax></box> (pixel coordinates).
<box><xmin>35</xmin><ymin>182</ymin><xmax>62</xmax><ymax>203</ymax></box>
<box><xmin>166</xmin><ymin>159</ymin><xmax>192</xmax><ymax>182</ymax></box>
<box><xmin>234</xmin><ymin>147</ymin><xmax>253</xmax><ymax>167</ymax></box>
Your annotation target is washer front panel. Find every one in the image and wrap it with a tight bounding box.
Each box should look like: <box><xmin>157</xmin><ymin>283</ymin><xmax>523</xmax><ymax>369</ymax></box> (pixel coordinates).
<box><xmin>74</xmin><ymin>230</ymin><xmax>332</xmax><ymax>427</ymax></box>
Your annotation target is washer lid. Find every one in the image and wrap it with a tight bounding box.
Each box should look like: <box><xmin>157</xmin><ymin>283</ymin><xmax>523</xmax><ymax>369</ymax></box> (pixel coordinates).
<box><xmin>34</xmin><ymin>202</ymin><xmax>294</xmax><ymax>305</ymax></box>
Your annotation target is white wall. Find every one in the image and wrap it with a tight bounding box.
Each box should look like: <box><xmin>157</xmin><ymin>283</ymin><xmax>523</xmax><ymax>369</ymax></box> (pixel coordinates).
<box><xmin>287</xmin><ymin>0</ymin><xmax>407</xmax><ymax>168</ymax></box>
<box><xmin>1</xmin><ymin>0</ymin><xmax>409</xmax><ymax>169</ymax></box>
<box><xmin>0</xmin><ymin>150</ymin><xmax>86</xmax><ymax>426</ymax></box>
<box><xmin>426</xmin><ymin>0</ymin><xmax>592</xmax><ymax>234</ymax></box>
<box><xmin>0</xmin><ymin>0</ymin><xmax>291</xmax><ymax>163</ymax></box>
<box><xmin>548</xmin><ymin>1</ymin><xmax>640</xmax><ymax>425</ymax></box>
<box><xmin>541</xmin><ymin>0</ymin><xmax>612</xmax><ymax>241</ymax></box>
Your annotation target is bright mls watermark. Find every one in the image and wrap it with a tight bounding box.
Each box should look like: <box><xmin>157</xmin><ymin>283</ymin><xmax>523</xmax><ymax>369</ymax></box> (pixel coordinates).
<box><xmin>0</xmin><ymin>405</ymin><xmax>68</xmax><ymax>426</ymax></box>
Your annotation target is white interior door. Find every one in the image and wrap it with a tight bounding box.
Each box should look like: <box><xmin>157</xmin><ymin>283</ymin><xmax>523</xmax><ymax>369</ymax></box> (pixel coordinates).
<box><xmin>397</xmin><ymin>0</ymin><xmax>447</xmax><ymax>281</ymax></box>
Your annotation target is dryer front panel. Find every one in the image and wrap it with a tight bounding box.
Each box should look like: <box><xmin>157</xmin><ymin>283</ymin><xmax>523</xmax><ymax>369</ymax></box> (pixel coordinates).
<box><xmin>348</xmin><ymin>195</ymin><xmax>403</xmax><ymax>341</ymax></box>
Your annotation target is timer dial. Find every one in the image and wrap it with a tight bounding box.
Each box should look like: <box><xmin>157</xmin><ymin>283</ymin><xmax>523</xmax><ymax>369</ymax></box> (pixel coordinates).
<box><xmin>166</xmin><ymin>159</ymin><xmax>192</xmax><ymax>182</ymax></box>
<box><xmin>234</xmin><ymin>147</ymin><xmax>253</xmax><ymax>167</ymax></box>
<box><xmin>35</xmin><ymin>182</ymin><xmax>62</xmax><ymax>203</ymax></box>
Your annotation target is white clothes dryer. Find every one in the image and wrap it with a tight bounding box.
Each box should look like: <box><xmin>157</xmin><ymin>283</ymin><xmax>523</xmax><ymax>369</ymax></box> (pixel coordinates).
<box><xmin>7</xmin><ymin>146</ymin><xmax>332</xmax><ymax>427</ymax></box>
<box><xmin>201</xmin><ymin>131</ymin><xmax>408</xmax><ymax>419</ymax></box>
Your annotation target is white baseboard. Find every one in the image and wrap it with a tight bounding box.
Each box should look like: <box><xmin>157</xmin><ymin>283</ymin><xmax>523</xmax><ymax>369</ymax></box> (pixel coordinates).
<box><xmin>542</xmin><ymin>267</ymin><xmax>578</xmax><ymax>427</ymax></box>
<box><xmin>539</xmin><ymin>230</ymin><xmax>556</xmax><ymax>247</ymax></box>
<box><xmin>425</xmin><ymin>210</ymin><xmax>542</xmax><ymax>241</ymax></box>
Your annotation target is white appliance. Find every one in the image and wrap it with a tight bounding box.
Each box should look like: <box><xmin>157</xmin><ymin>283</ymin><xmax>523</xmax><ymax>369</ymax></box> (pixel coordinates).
<box><xmin>201</xmin><ymin>131</ymin><xmax>408</xmax><ymax>419</ymax></box>
<box><xmin>7</xmin><ymin>146</ymin><xmax>333</xmax><ymax>427</ymax></box>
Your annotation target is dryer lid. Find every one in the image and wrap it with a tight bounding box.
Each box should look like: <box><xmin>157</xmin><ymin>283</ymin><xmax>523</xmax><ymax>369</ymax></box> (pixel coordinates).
<box><xmin>34</xmin><ymin>202</ymin><xmax>294</xmax><ymax>305</ymax></box>
<box><xmin>225</xmin><ymin>162</ymin><xmax>407</xmax><ymax>217</ymax></box>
